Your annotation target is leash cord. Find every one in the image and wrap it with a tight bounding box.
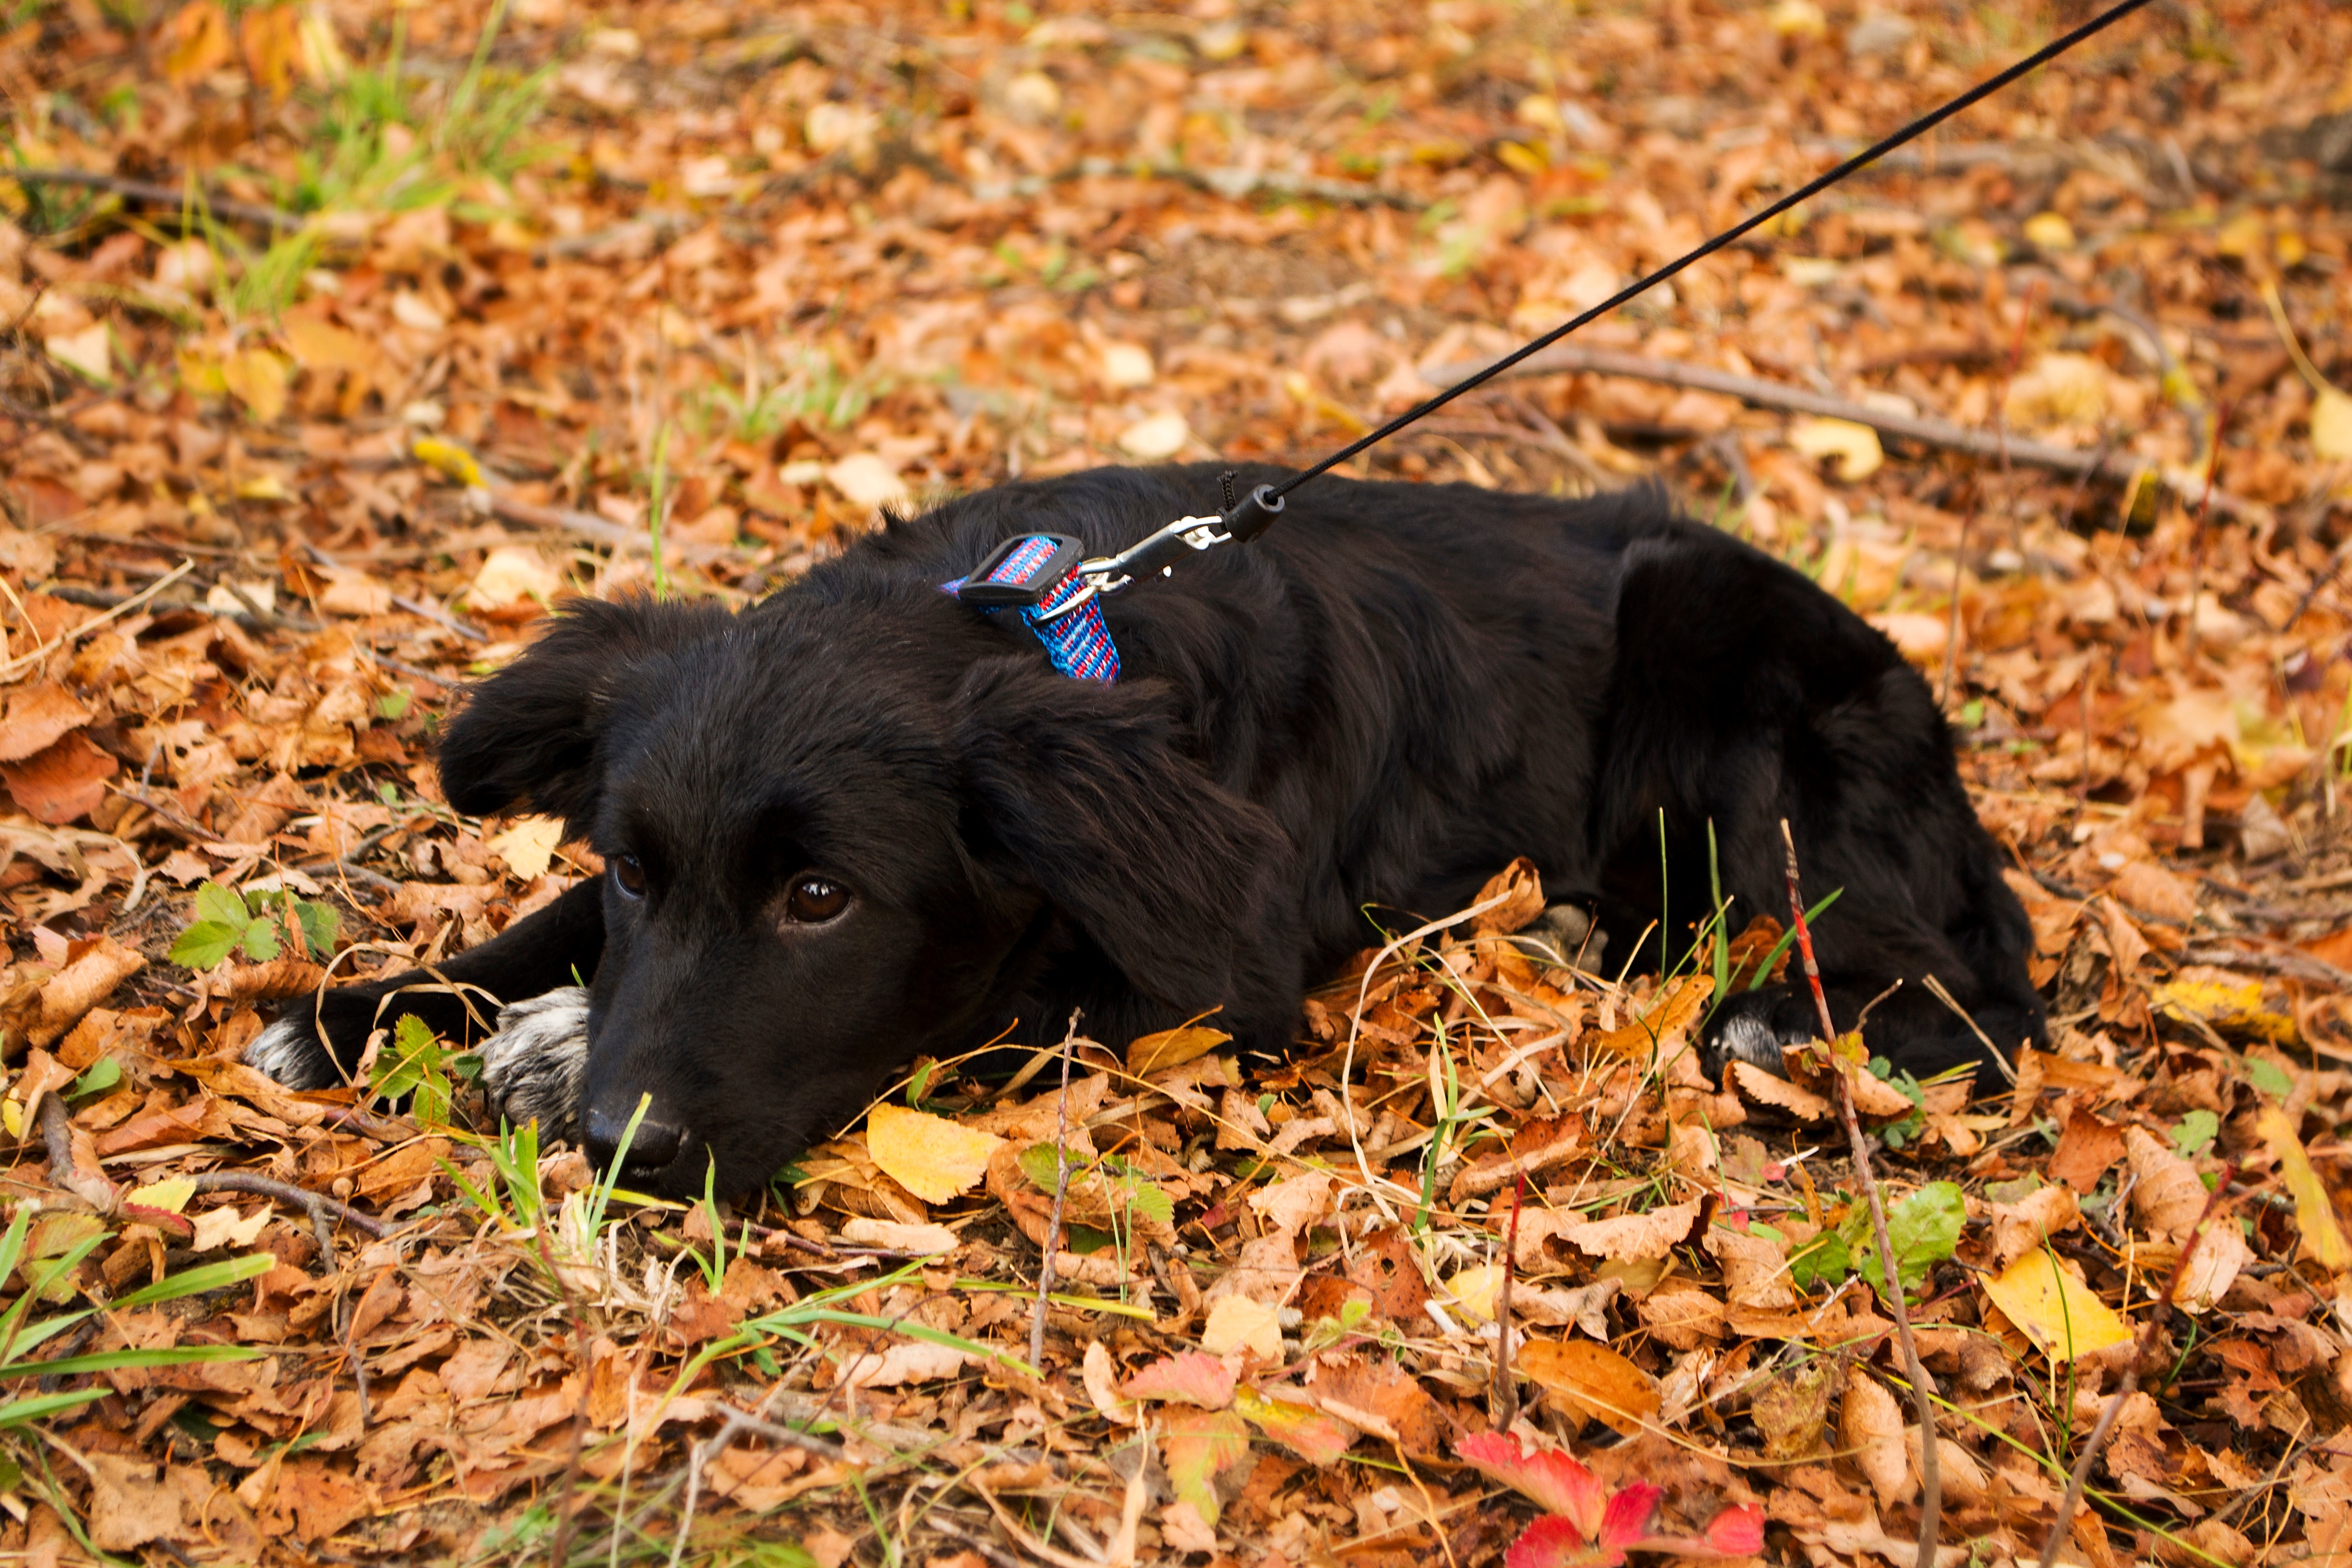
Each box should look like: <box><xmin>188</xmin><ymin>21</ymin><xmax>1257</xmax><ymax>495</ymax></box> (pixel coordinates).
<box><xmin>1258</xmin><ymin>0</ymin><xmax>2158</xmax><ymax>509</ymax></box>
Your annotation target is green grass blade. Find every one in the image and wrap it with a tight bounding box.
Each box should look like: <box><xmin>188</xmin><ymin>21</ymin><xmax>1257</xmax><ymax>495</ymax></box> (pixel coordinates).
<box><xmin>0</xmin><ymin>1345</ymin><xmax>262</xmax><ymax>1380</ymax></box>
<box><xmin>1747</xmin><ymin>887</ymin><xmax>1844</xmax><ymax>991</ymax></box>
<box><xmin>0</xmin><ymin>1389</ymin><xmax>111</xmax><ymax>1429</ymax></box>
<box><xmin>110</xmin><ymin>1253</ymin><xmax>275</xmax><ymax>1309</ymax></box>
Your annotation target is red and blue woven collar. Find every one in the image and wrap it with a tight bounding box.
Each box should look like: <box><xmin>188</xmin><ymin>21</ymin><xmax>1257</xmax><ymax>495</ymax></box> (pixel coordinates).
<box><xmin>942</xmin><ymin>534</ymin><xmax>1120</xmax><ymax>683</ymax></box>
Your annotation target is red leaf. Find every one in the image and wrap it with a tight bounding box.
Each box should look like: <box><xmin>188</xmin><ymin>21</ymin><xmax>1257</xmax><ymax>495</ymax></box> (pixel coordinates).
<box><xmin>1596</xmin><ymin>1482</ymin><xmax>1662</xmax><ymax>1550</ymax></box>
<box><xmin>1702</xmin><ymin>1506</ymin><xmax>1766</xmax><ymax>1555</ymax></box>
<box><xmin>1504</xmin><ymin>1515</ymin><xmax>1622</xmax><ymax>1568</ymax></box>
<box><xmin>1458</xmin><ymin>1431</ymin><xmax>1609</xmax><ymax>1538</ymax></box>
<box><xmin>1118</xmin><ymin>1351</ymin><xmax>1235</xmax><ymax>1409</ymax></box>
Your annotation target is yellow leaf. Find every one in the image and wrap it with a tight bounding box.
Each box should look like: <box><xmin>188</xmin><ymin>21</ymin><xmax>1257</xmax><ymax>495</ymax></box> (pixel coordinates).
<box><xmin>220</xmin><ymin>348</ymin><xmax>288</xmax><ymax>423</ymax></box>
<box><xmin>1126</xmin><ymin>1025</ymin><xmax>1229</xmax><ymax>1078</ymax></box>
<box><xmin>2022</xmin><ymin>211</ymin><xmax>2075</xmax><ymax>252</ymax></box>
<box><xmin>2150</xmin><ymin>977</ymin><xmax>2294</xmax><ymax>1045</ymax></box>
<box><xmin>239</xmin><ymin>4</ymin><xmax>304</xmax><ymax>101</ymax></box>
<box><xmin>1449</xmin><ymin>1262</ymin><xmax>1504</xmax><ymax>1320</ymax></box>
<box><xmin>177</xmin><ymin>346</ymin><xmax>229</xmax><ymax>397</ymax></box>
<box><xmin>2312</xmin><ymin>388</ymin><xmax>2352</xmax><ymax>463</ymax></box>
<box><xmin>865</xmin><ymin>1103</ymin><xmax>1004</xmax><ymax>1205</ymax></box>
<box><xmin>412</xmin><ymin>436</ymin><xmax>486</xmax><ymax>489</ymax></box>
<box><xmin>2</xmin><ymin>1100</ymin><xmax>22</xmax><ymax>1140</ymax></box>
<box><xmin>486</xmin><ymin>816</ymin><xmax>565</xmax><ymax>881</ymax></box>
<box><xmin>2215</xmin><ymin>210</ymin><xmax>2266</xmax><ymax>261</ymax></box>
<box><xmin>2256</xmin><ymin>1105</ymin><xmax>2351</xmax><ymax>1272</ymax></box>
<box><xmin>161</xmin><ymin>0</ymin><xmax>235</xmax><ymax>84</ymax></box>
<box><xmin>1517</xmin><ymin>1338</ymin><xmax>1660</xmax><ymax>1435</ymax></box>
<box><xmin>126</xmin><ymin>1176</ymin><xmax>196</xmax><ymax>1215</ymax></box>
<box><xmin>1979</xmin><ymin>1251</ymin><xmax>2131</xmax><ymax>1365</ymax></box>
<box><xmin>1767</xmin><ymin>0</ymin><xmax>1826</xmax><ymax>36</ymax></box>
<box><xmin>1787</xmin><ymin>416</ymin><xmax>1882</xmax><ymax>481</ymax></box>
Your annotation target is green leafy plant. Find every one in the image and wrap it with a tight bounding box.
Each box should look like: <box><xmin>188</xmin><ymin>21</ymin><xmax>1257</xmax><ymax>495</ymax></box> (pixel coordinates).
<box><xmin>370</xmin><ymin>1014</ymin><xmax>470</xmax><ymax>1124</ymax></box>
<box><xmin>1867</xmin><ymin>1058</ymin><xmax>1929</xmax><ymax>1149</ymax></box>
<box><xmin>169</xmin><ymin>879</ymin><xmax>338</xmax><ymax>968</ymax></box>
<box><xmin>1790</xmin><ymin>1180</ymin><xmax>1965</xmax><ymax>1298</ymax></box>
<box><xmin>2170</xmin><ymin>1109</ymin><xmax>2220</xmax><ymax>1159</ymax></box>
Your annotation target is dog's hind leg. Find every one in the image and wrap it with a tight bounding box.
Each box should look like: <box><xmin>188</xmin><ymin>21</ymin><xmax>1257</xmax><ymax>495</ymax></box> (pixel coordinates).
<box><xmin>1593</xmin><ymin>524</ymin><xmax>2044</xmax><ymax>1082</ymax></box>
<box><xmin>247</xmin><ymin>877</ymin><xmax>607</xmax><ymax>1090</ymax></box>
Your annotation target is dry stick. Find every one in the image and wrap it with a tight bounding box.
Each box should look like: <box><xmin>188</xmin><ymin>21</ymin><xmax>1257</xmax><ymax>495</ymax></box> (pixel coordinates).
<box><xmin>1423</xmin><ymin>344</ymin><xmax>2271</xmax><ymax>523</ymax></box>
<box><xmin>0</xmin><ymin>165</ymin><xmax>305</xmax><ymax>231</ymax></box>
<box><xmin>1030</xmin><ymin>1011</ymin><xmax>1082</xmax><ymax>1373</ymax></box>
<box><xmin>668</xmin><ymin>1406</ymin><xmax>850</xmax><ymax>1568</ymax></box>
<box><xmin>183</xmin><ymin>1171</ymin><xmax>392</xmax><ymax>1241</ymax></box>
<box><xmin>1778</xmin><ymin>820</ymin><xmax>1941</xmax><ymax>1568</ymax></box>
<box><xmin>2035</xmin><ymin>1162</ymin><xmax>2238</xmax><ymax>1568</ymax></box>
<box><xmin>1488</xmin><ymin>1170</ymin><xmax>1527</xmax><ymax>1428</ymax></box>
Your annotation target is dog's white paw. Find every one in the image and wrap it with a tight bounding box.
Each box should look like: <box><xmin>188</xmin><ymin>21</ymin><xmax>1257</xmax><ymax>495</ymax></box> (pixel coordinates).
<box><xmin>244</xmin><ymin>1013</ymin><xmax>340</xmax><ymax>1090</ymax></box>
<box><xmin>479</xmin><ymin>987</ymin><xmax>591</xmax><ymax>1140</ymax></box>
<box><xmin>1710</xmin><ymin>1012</ymin><xmax>1786</xmax><ymax>1073</ymax></box>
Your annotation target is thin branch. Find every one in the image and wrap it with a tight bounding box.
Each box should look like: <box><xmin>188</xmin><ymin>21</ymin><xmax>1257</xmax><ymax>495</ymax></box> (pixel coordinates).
<box><xmin>1423</xmin><ymin>344</ymin><xmax>2271</xmax><ymax>522</ymax></box>
<box><xmin>0</xmin><ymin>165</ymin><xmax>304</xmax><ymax>231</ymax></box>
<box><xmin>184</xmin><ymin>1171</ymin><xmax>393</xmax><ymax>1240</ymax></box>
<box><xmin>2036</xmin><ymin>1163</ymin><xmax>2238</xmax><ymax>1568</ymax></box>
<box><xmin>1031</xmin><ymin>1011</ymin><xmax>1081</xmax><ymax>1373</ymax></box>
<box><xmin>1780</xmin><ymin>819</ymin><xmax>1941</xmax><ymax>1568</ymax></box>
<box><xmin>667</xmin><ymin>1405</ymin><xmax>850</xmax><ymax>1568</ymax></box>
<box><xmin>1489</xmin><ymin>1170</ymin><xmax>1525</xmax><ymax>1427</ymax></box>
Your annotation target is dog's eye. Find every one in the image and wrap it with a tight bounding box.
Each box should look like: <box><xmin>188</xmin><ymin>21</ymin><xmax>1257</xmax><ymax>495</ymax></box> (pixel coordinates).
<box><xmin>785</xmin><ymin>876</ymin><xmax>848</xmax><ymax>923</ymax></box>
<box><xmin>611</xmin><ymin>855</ymin><xmax>647</xmax><ymax>899</ymax></box>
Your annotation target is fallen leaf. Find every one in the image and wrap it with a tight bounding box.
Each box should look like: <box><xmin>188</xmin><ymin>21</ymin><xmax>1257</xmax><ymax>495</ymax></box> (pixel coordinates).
<box><xmin>1126</xmin><ymin>1024</ymin><xmax>1230</xmax><ymax>1077</ymax></box>
<box><xmin>1</xmin><ymin>732</ymin><xmax>119</xmax><ymax>825</ymax></box>
<box><xmin>1234</xmin><ymin>1387</ymin><xmax>1354</xmax><ymax>1465</ymax></box>
<box><xmin>1841</xmin><ymin>1366</ymin><xmax>1911</xmax><ymax>1507</ymax></box>
<box><xmin>1789</xmin><ymin>416</ymin><xmax>1883</xmax><ymax>480</ymax></box>
<box><xmin>825</xmin><ymin>453</ymin><xmax>908</xmax><ymax>510</ymax></box>
<box><xmin>1116</xmin><ymin>411</ymin><xmax>1190</xmax><ymax>460</ymax></box>
<box><xmin>1200</xmin><ymin>1294</ymin><xmax>1282</xmax><ymax>1362</ymax></box>
<box><xmin>486</xmin><ymin>816</ymin><xmax>566</xmax><ymax>881</ymax></box>
<box><xmin>466</xmin><ymin>547</ymin><xmax>562</xmax><ymax>610</ymax></box>
<box><xmin>2256</xmin><ymin>1105</ymin><xmax>2351</xmax><ymax>1271</ymax></box>
<box><xmin>866</xmin><ymin>1104</ymin><xmax>1005</xmax><ymax>1205</ymax></box>
<box><xmin>0</xmin><ymin>683</ymin><xmax>92</xmax><ymax>763</ymax></box>
<box><xmin>1979</xmin><ymin>1250</ymin><xmax>2131</xmax><ymax>1365</ymax></box>
<box><xmin>2123</xmin><ymin>1125</ymin><xmax>2212</xmax><ymax>1241</ymax></box>
<box><xmin>838</xmin><ymin>1217</ymin><xmax>959</xmax><ymax>1254</ymax></box>
<box><xmin>1159</xmin><ymin>1407</ymin><xmax>1248</xmax><ymax>1524</ymax></box>
<box><xmin>836</xmin><ymin>1339</ymin><xmax>978</xmax><ymax>1390</ymax></box>
<box><xmin>1517</xmin><ymin>1338</ymin><xmax>1661</xmax><ymax>1435</ymax></box>
<box><xmin>1559</xmin><ymin>1200</ymin><xmax>1701</xmax><ymax>1261</ymax></box>
<box><xmin>1120</xmin><ymin>1351</ymin><xmax>1235</xmax><ymax>1409</ymax></box>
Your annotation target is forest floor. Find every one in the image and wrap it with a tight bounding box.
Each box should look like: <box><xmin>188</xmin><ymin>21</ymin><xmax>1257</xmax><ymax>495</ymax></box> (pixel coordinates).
<box><xmin>4</xmin><ymin>1</ymin><xmax>2352</xmax><ymax>1564</ymax></box>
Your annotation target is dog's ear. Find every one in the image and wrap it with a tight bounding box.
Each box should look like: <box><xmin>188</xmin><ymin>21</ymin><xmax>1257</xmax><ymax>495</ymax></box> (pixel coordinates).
<box><xmin>438</xmin><ymin>597</ymin><xmax>729</xmax><ymax>836</ymax></box>
<box><xmin>952</xmin><ymin>660</ymin><xmax>1295</xmax><ymax>1011</ymax></box>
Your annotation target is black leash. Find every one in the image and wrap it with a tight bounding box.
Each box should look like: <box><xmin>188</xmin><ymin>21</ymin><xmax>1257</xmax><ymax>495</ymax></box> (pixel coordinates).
<box><xmin>952</xmin><ymin>0</ymin><xmax>2159</xmax><ymax>670</ymax></box>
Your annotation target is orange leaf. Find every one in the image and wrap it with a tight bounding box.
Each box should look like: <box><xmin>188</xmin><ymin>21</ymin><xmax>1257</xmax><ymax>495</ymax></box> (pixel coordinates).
<box><xmin>1516</xmin><ymin>1338</ymin><xmax>1660</xmax><ymax>1436</ymax></box>
<box><xmin>864</xmin><ymin>1103</ymin><xmax>1003</xmax><ymax>1205</ymax></box>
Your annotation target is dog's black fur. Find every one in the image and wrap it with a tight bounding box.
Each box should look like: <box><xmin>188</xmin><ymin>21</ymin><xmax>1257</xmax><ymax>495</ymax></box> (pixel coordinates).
<box><xmin>253</xmin><ymin>464</ymin><xmax>2043</xmax><ymax>1195</ymax></box>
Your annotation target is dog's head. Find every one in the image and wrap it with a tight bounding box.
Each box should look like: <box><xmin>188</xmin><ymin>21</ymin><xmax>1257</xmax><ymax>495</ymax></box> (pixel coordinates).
<box><xmin>436</xmin><ymin>593</ymin><xmax>1292</xmax><ymax>1196</ymax></box>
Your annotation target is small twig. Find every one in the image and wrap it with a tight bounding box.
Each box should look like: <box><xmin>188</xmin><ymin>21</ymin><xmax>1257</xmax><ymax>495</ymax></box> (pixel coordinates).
<box><xmin>970</xmin><ymin>1481</ymin><xmax>1103</xmax><ymax>1568</ymax></box>
<box><xmin>668</xmin><ymin>1406</ymin><xmax>848</xmax><ymax>1568</ymax></box>
<box><xmin>183</xmin><ymin>1171</ymin><xmax>393</xmax><ymax>1240</ymax></box>
<box><xmin>106</xmin><ymin>782</ymin><xmax>226</xmax><ymax>846</ymax></box>
<box><xmin>1780</xmin><ymin>820</ymin><xmax>1940</xmax><ymax>1568</ymax></box>
<box><xmin>0</xmin><ymin>165</ymin><xmax>304</xmax><ymax>231</ymax></box>
<box><xmin>1031</xmin><ymin>1011</ymin><xmax>1081</xmax><ymax>1373</ymax></box>
<box><xmin>0</xmin><ymin>559</ymin><xmax>194</xmax><ymax>681</ymax></box>
<box><xmin>2037</xmin><ymin>1164</ymin><xmax>2236</xmax><ymax>1568</ymax></box>
<box><xmin>1489</xmin><ymin>1170</ymin><xmax>1525</xmax><ymax>1427</ymax></box>
<box><xmin>37</xmin><ymin>1095</ymin><xmax>116</xmax><ymax>1211</ymax></box>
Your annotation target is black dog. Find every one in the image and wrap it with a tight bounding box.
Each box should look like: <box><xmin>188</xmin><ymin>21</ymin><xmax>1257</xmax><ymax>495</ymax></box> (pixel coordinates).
<box><xmin>249</xmin><ymin>464</ymin><xmax>2044</xmax><ymax>1195</ymax></box>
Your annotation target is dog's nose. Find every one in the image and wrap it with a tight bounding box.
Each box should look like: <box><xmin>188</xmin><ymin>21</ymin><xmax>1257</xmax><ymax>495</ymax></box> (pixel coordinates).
<box><xmin>584</xmin><ymin>1102</ymin><xmax>685</xmax><ymax>1174</ymax></box>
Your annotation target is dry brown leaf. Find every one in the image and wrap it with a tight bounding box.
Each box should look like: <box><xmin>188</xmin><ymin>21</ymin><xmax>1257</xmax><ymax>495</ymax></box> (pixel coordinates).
<box><xmin>1559</xmin><ymin>1200</ymin><xmax>1701</xmax><ymax>1261</ymax></box>
<box><xmin>1990</xmin><ymin>1183</ymin><xmax>2081</xmax><ymax>1269</ymax></box>
<box><xmin>1517</xmin><ymin>1337</ymin><xmax>1659</xmax><ymax>1435</ymax></box>
<box><xmin>1840</xmin><ymin>1366</ymin><xmax>1912</xmax><ymax>1508</ymax></box>
<box><xmin>1726</xmin><ymin>1059</ymin><xmax>1831</xmax><ymax>1119</ymax></box>
<box><xmin>2123</xmin><ymin>1126</ymin><xmax>2212</xmax><ymax>1242</ymax></box>
<box><xmin>1470</xmin><ymin>855</ymin><xmax>1545</xmax><ymax>934</ymax></box>
<box><xmin>0</xmin><ymin>684</ymin><xmax>92</xmax><ymax>764</ymax></box>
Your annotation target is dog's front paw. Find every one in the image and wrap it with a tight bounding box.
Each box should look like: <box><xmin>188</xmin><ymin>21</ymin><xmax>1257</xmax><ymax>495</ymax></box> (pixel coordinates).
<box><xmin>1699</xmin><ymin>990</ymin><xmax>1818</xmax><ymax>1081</ymax></box>
<box><xmin>244</xmin><ymin>1010</ymin><xmax>345</xmax><ymax>1091</ymax></box>
<box><xmin>479</xmin><ymin>987</ymin><xmax>590</xmax><ymax>1140</ymax></box>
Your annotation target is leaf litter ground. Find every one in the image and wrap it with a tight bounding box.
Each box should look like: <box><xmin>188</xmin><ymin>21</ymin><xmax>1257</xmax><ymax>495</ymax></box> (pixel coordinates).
<box><xmin>3</xmin><ymin>1</ymin><xmax>2352</xmax><ymax>1564</ymax></box>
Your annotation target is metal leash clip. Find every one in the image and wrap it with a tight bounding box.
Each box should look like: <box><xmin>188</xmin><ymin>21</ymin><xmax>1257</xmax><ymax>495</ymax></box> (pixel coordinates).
<box><xmin>1079</xmin><ymin>482</ymin><xmax>1284</xmax><ymax>595</ymax></box>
